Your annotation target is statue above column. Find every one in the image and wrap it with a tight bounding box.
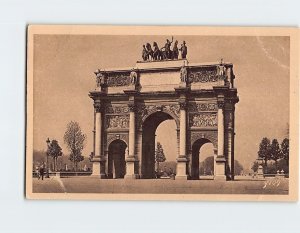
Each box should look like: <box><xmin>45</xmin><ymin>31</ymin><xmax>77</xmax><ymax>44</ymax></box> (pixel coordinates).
<box><xmin>141</xmin><ymin>37</ymin><xmax>188</xmax><ymax>62</ymax></box>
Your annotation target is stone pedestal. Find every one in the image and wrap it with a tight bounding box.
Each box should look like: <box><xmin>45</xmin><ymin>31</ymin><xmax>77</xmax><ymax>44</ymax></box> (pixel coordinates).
<box><xmin>125</xmin><ymin>157</ymin><xmax>139</xmax><ymax>179</ymax></box>
<box><xmin>91</xmin><ymin>157</ymin><xmax>101</xmax><ymax>177</ymax></box>
<box><xmin>176</xmin><ymin>157</ymin><xmax>188</xmax><ymax>180</ymax></box>
<box><xmin>257</xmin><ymin>165</ymin><xmax>264</xmax><ymax>179</ymax></box>
<box><xmin>215</xmin><ymin>156</ymin><xmax>226</xmax><ymax>180</ymax></box>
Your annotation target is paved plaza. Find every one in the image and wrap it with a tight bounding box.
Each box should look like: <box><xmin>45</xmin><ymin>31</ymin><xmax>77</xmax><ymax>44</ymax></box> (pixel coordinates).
<box><xmin>32</xmin><ymin>177</ymin><xmax>289</xmax><ymax>195</ymax></box>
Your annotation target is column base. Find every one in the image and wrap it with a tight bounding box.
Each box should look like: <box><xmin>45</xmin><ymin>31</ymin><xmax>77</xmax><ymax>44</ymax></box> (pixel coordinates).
<box><xmin>125</xmin><ymin>157</ymin><xmax>139</xmax><ymax>179</ymax></box>
<box><xmin>175</xmin><ymin>175</ymin><xmax>188</xmax><ymax>180</ymax></box>
<box><xmin>124</xmin><ymin>174</ymin><xmax>139</xmax><ymax>179</ymax></box>
<box><xmin>90</xmin><ymin>173</ymin><xmax>107</xmax><ymax>179</ymax></box>
<box><xmin>214</xmin><ymin>175</ymin><xmax>226</xmax><ymax>180</ymax></box>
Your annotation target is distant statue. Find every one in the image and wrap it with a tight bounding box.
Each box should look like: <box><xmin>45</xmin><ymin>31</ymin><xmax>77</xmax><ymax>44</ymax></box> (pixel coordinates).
<box><xmin>172</xmin><ymin>40</ymin><xmax>179</xmax><ymax>59</ymax></box>
<box><xmin>180</xmin><ymin>66</ymin><xmax>188</xmax><ymax>83</ymax></box>
<box><xmin>153</xmin><ymin>42</ymin><xmax>162</xmax><ymax>60</ymax></box>
<box><xmin>130</xmin><ymin>68</ymin><xmax>138</xmax><ymax>85</ymax></box>
<box><xmin>142</xmin><ymin>45</ymin><xmax>148</xmax><ymax>61</ymax></box>
<box><xmin>179</xmin><ymin>41</ymin><xmax>187</xmax><ymax>59</ymax></box>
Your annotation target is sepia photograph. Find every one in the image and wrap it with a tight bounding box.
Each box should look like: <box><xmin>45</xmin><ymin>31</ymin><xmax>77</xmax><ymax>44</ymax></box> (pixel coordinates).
<box><xmin>26</xmin><ymin>25</ymin><xmax>299</xmax><ymax>201</ymax></box>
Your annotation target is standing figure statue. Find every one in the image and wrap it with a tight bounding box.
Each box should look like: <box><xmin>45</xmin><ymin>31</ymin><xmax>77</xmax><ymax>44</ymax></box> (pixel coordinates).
<box><xmin>94</xmin><ymin>69</ymin><xmax>106</xmax><ymax>87</ymax></box>
<box><xmin>142</xmin><ymin>45</ymin><xmax>148</xmax><ymax>61</ymax></box>
<box><xmin>130</xmin><ymin>68</ymin><xmax>138</xmax><ymax>85</ymax></box>
<box><xmin>172</xmin><ymin>40</ymin><xmax>179</xmax><ymax>59</ymax></box>
<box><xmin>161</xmin><ymin>36</ymin><xmax>173</xmax><ymax>59</ymax></box>
<box><xmin>180</xmin><ymin>66</ymin><xmax>188</xmax><ymax>83</ymax></box>
<box><xmin>217</xmin><ymin>59</ymin><xmax>226</xmax><ymax>76</ymax></box>
<box><xmin>179</xmin><ymin>41</ymin><xmax>187</xmax><ymax>59</ymax></box>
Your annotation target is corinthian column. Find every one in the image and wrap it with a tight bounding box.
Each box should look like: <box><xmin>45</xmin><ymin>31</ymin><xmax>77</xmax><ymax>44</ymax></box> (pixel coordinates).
<box><xmin>176</xmin><ymin>101</ymin><xmax>188</xmax><ymax>180</ymax></box>
<box><xmin>91</xmin><ymin>100</ymin><xmax>106</xmax><ymax>178</ymax></box>
<box><xmin>125</xmin><ymin>103</ymin><xmax>139</xmax><ymax>179</ymax></box>
<box><xmin>215</xmin><ymin>100</ymin><xmax>226</xmax><ymax>180</ymax></box>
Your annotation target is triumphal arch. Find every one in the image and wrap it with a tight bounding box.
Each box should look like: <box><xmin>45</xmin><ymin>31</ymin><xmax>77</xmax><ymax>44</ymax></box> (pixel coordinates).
<box><xmin>89</xmin><ymin>58</ymin><xmax>239</xmax><ymax>180</ymax></box>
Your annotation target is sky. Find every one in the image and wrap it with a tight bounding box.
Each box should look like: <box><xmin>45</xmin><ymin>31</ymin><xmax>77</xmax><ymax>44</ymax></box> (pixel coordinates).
<box><xmin>33</xmin><ymin>35</ymin><xmax>290</xmax><ymax>170</ymax></box>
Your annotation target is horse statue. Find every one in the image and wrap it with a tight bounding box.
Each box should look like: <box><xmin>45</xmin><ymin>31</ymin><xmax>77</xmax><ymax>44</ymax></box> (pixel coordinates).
<box><xmin>153</xmin><ymin>42</ymin><xmax>163</xmax><ymax>60</ymax></box>
<box><xmin>145</xmin><ymin>43</ymin><xmax>153</xmax><ymax>60</ymax></box>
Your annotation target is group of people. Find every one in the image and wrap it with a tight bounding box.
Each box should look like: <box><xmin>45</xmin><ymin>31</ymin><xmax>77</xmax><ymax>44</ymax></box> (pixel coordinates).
<box><xmin>142</xmin><ymin>37</ymin><xmax>187</xmax><ymax>61</ymax></box>
<box><xmin>35</xmin><ymin>164</ymin><xmax>45</xmax><ymax>180</ymax></box>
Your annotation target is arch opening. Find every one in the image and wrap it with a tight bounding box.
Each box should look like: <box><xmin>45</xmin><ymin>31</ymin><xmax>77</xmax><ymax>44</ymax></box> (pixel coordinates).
<box><xmin>191</xmin><ymin>138</ymin><xmax>214</xmax><ymax>180</ymax></box>
<box><xmin>107</xmin><ymin>139</ymin><xmax>127</xmax><ymax>179</ymax></box>
<box><xmin>141</xmin><ymin>111</ymin><xmax>178</xmax><ymax>179</ymax></box>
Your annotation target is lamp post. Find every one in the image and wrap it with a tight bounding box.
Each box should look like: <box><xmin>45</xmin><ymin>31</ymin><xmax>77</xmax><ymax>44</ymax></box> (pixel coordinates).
<box><xmin>46</xmin><ymin>138</ymin><xmax>50</xmax><ymax>178</ymax></box>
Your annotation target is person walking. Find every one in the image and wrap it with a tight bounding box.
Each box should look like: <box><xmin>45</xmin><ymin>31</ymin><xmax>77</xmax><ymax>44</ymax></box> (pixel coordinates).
<box><xmin>39</xmin><ymin>165</ymin><xmax>45</xmax><ymax>180</ymax></box>
<box><xmin>36</xmin><ymin>165</ymin><xmax>40</xmax><ymax>179</ymax></box>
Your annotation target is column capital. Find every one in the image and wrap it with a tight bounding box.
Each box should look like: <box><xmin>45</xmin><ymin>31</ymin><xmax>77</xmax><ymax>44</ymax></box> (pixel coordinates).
<box><xmin>217</xmin><ymin>100</ymin><xmax>225</xmax><ymax>109</ymax></box>
<box><xmin>128</xmin><ymin>103</ymin><xmax>136</xmax><ymax>112</ymax></box>
<box><xmin>94</xmin><ymin>100</ymin><xmax>103</xmax><ymax>113</ymax></box>
<box><xmin>179</xmin><ymin>101</ymin><xmax>187</xmax><ymax>110</ymax></box>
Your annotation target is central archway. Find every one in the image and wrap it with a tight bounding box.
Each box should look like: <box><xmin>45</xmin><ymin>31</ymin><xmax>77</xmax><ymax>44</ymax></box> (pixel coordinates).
<box><xmin>141</xmin><ymin>111</ymin><xmax>178</xmax><ymax>179</ymax></box>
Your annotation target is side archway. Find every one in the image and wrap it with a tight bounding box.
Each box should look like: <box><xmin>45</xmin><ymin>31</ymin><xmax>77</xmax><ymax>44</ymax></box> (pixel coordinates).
<box><xmin>107</xmin><ymin>139</ymin><xmax>127</xmax><ymax>179</ymax></box>
<box><xmin>191</xmin><ymin>138</ymin><xmax>214</xmax><ymax>180</ymax></box>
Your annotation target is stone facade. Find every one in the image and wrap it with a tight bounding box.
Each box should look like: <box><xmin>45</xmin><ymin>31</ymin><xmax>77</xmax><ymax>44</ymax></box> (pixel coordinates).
<box><xmin>89</xmin><ymin>59</ymin><xmax>239</xmax><ymax>180</ymax></box>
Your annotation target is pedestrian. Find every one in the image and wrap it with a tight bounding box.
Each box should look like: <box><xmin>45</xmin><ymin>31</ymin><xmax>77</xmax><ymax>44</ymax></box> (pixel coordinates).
<box><xmin>36</xmin><ymin>165</ymin><xmax>40</xmax><ymax>179</ymax></box>
<box><xmin>39</xmin><ymin>165</ymin><xmax>45</xmax><ymax>180</ymax></box>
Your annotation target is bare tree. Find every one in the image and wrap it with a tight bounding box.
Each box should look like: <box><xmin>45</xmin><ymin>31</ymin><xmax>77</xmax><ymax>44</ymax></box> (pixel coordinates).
<box><xmin>63</xmin><ymin>121</ymin><xmax>86</xmax><ymax>171</ymax></box>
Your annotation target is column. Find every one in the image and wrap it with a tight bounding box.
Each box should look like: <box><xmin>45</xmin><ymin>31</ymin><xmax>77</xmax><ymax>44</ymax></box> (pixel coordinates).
<box><xmin>176</xmin><ymin>102</ymin><xmax>188</xmax><ymax>180</ymax></box>
<box><xmin>91</xmin><ymin>100</ymin><xmax>105</xmax><ymax>177</ymax></box>
<box><xmin>215</xmin><ymin>100</ymin><xmax>226</xmax><ymax>180</ymax></box>
<box><xmin>125</xmin><ymin>104</ymin><xmax>139</xmax><ymax>179</ymax></box>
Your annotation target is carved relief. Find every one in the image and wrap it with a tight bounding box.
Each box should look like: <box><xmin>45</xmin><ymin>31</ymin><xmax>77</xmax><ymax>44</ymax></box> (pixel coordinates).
<box><xmin>107</xmin><ymin>73</ymin><xmax>131</xmax><ymax>87</ymax></box>
<box><xmin>188</xmin><ymin>102</ymin><xmax>218</xmax><ymax>112</ymax></box>
<box><xmin>189</xmin><ymin>68</ymin><xmax>218</xmax><ymax>83</ymax></box>
<box><xmin>105</xmin><ymin>105</ymin><xmax>129</xmax><ymax>114</ymax></box>
<box><xmin>190</xmin><ymin>131</ymin><xmax>218</xmax><ymax>148</ymax></box>
<box><xmin>106</xmin><ymin>115</ymin><xmax>129</xmax><ymax>129</ymax></box>
<box><xmin>189</xmin><ymin>113</ymin><xmax>217</xmax><ymax>127</ymax></box>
